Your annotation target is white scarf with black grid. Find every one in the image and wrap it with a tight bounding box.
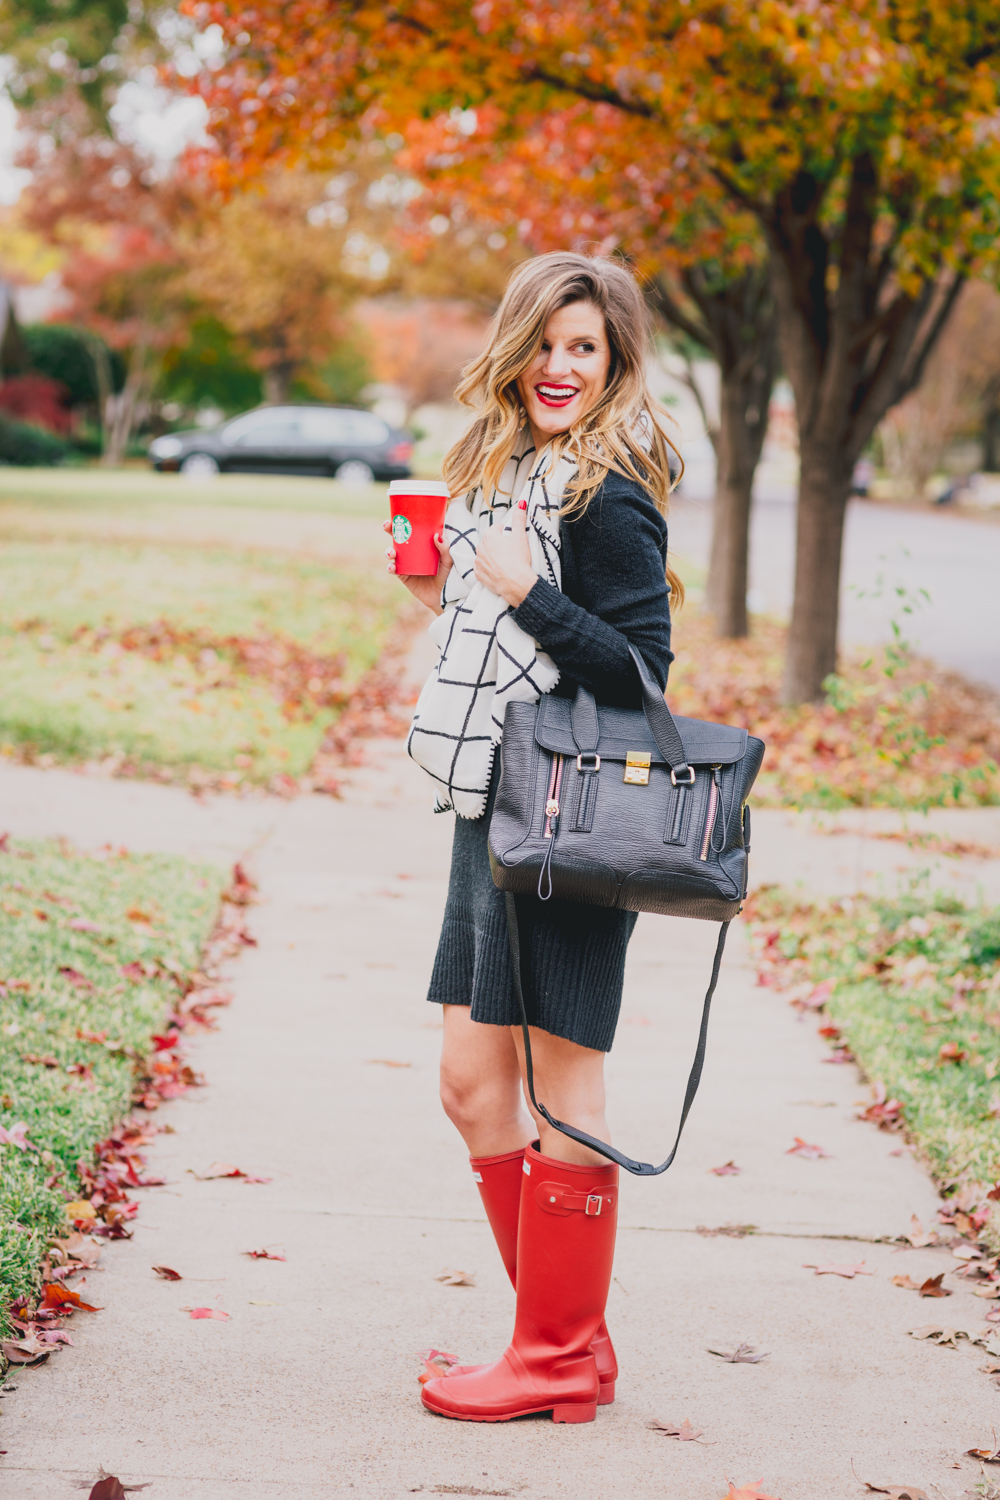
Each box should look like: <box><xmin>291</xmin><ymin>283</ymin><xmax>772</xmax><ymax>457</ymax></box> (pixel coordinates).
<box><xmin>407</xmin><ymin>431</ymin><xmax>575</xmax><ymax>819</ymax></box>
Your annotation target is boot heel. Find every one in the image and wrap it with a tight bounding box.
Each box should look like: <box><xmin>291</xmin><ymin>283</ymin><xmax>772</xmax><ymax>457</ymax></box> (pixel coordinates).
<box><xmin>597</xmin><ymin>1381</ymin><xmax>615</xmax><ymax>1406</ymax></box>
<box><xmin>552</xmin><ymin>1403</ymin><xmax>597</xmax><ymax>1424</ymax></box>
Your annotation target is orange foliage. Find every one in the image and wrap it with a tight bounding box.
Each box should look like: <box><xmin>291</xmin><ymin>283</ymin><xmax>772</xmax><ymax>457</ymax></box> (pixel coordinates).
<box><xmin>669</xmin><ymin>613</ymin><xmax>1000</xmax><ymax>809</ymax></box>
<box><xmin>354</xmin><ymin>298</ymin><xmax>488</xmax><ymax>415</ymax></box>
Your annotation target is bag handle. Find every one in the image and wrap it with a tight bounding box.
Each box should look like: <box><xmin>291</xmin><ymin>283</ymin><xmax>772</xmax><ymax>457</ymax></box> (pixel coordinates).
<box><xmin>505</xmin><ymin>889</ymin><xmax>729</xmax><ymax>1176</ymax></box>
<box><xmin>569</xmin><ymin>645</ymin><xmax>691</xmax><ymax>779</ymax></box>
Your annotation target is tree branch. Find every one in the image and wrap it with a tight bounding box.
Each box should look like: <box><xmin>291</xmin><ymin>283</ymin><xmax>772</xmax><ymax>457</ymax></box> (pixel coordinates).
<box><xmin>648</xmin><ymin>276</ymin><xmax>713</xmax><ymax>351</ymax></box>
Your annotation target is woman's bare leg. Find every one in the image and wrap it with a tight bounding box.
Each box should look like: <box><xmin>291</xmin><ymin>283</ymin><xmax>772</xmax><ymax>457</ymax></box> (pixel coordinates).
<box><xmin>511</xmin><ymin>1025</ymin><xmax>609</xmax><ymax>1166</ymax></box>
<box><xmin>439</xmin><ymin>1004</ymin><xmax>534</xmax><ymax>1157</ymax></box>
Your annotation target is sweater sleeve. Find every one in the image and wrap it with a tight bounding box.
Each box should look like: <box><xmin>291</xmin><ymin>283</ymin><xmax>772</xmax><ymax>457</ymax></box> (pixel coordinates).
<box><xmin>512</xmin><ymin>473</ymin><xmax>674</xmax><ymax>706</ymax></box>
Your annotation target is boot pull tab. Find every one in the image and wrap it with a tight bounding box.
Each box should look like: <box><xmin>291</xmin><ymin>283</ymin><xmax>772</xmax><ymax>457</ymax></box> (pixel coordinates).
<box><xmin>536</xmin><ymin>1181</ymin><xmax>617</xmax><ymax>1217</ymax></box>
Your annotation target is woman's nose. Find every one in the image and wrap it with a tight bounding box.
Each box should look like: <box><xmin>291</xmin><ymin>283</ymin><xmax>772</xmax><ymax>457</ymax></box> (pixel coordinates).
<box><xmin>540</xmin><ymin>343</ymin><xmax>572</xmax><ymax>378</ymax></box>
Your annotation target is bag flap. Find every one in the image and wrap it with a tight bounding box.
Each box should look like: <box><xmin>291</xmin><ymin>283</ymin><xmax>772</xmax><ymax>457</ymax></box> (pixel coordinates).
<box><xmin>534</xmin><ymin>692</ymin><xmax>748</xmax><ymax>765</ymax></box>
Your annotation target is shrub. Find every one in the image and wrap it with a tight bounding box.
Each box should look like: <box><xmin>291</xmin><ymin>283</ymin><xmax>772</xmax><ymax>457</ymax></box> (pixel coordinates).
<box><xmin>0</xmin><ymin>413</ymin><xmax>69</xmax><ymax>466</ymax></box>
<box><xmin>0</xmin><ymin>373</ymin><xmax>73</xmax><ymax>434</ymax></box>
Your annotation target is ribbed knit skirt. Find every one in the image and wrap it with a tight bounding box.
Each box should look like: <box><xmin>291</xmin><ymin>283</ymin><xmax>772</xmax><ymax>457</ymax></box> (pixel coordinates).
<box><xmin>426</xmin><ymin>768</ymin><xmax>637</xmax><ymax>1052</ymax></box>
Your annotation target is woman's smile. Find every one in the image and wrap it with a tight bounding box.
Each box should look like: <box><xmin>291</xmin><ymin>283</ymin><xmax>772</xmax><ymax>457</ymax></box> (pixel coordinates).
<box><xmin>516</xmin><ymin>302</ymin><xmax>611</xmax><ymax>443</ymax></box>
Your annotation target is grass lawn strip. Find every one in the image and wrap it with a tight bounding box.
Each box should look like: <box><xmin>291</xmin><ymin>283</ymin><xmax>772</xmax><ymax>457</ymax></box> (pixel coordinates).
<box><xmin>746</xmin><ymin>885</ymin><xmax>1000</xmax><ymax>1243</ymax></box>
<box><xmin>0</xmin><ymin>835</ymin><xmax>234</xmax><ymax>1342</ymax></box>
<box><xmin>0</xmin><ymin>537</ymin><xmax>411</xmax><ymax>785</ymax></box>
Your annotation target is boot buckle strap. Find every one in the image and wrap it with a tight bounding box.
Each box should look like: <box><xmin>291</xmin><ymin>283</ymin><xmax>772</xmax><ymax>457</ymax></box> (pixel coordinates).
<box><xmin>536</xmin><ymin>1181</ymin><xmax>617</xmax><ymax>1217</ymax></box>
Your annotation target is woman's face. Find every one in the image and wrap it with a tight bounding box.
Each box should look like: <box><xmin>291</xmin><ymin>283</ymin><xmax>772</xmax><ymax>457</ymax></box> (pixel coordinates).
<box><xmin>515</xmin><ymin>301</ymin><xmax>611</xmax><ymax>444</ymax></box>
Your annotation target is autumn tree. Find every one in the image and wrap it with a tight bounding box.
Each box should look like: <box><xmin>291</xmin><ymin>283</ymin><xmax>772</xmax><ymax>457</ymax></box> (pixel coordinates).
<box><xmin>400</xmin><ymin>105</ymin><xmax>777</xmax><ymax>638</ymax></box>
<box><xmin>182</xmin><ymin>0</ymin><xmax>1000</xmax><ymax>701</ymax></box>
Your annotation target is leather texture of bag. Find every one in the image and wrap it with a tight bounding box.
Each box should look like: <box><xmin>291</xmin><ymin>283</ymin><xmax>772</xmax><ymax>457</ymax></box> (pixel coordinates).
<box><xmin>488</xmin><ymin>645</ymin><xmax>765</xmax><ymax>919</ymax></box>
<box><xmin>488</xmin><ymin>644</ymin><xmax>766</xmax><ymax>1178</ymax></box>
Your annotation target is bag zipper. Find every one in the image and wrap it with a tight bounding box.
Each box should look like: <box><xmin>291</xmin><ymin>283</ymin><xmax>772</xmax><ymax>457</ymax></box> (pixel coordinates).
<box><xmin>544</xmin><ymin>753</ymin><xmax>564</xmax><ymax>839</ymax></box>
<box><xmin>699</xmin><ymin>766</ymin><xmax>722</xmax><ymax>861</ymax></box>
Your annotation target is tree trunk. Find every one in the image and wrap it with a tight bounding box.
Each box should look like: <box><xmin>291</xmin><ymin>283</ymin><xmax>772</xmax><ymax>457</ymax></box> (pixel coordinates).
<box><xmin>781</xmin><ymin>441</ymin><xmax>852</xmax><ymax>703</ymax></box>
<box><xmin>262</xmin><ymin>366</ymin><xmax>292</xmax><ymax>404</ymax></box>
<box><xmin>706</xmin><ymin>360</ymin><xmax>771</xmax><ymax>636</ymax></box>
<box><xmin>983</xmin><ymin>401</ymin><xmax>1000</xmax><ymax>472</ymax></box>
<box><xmin>101</xmin><ymin>340</ymin><xmax>148</xmax><ymax>467</ymax></box>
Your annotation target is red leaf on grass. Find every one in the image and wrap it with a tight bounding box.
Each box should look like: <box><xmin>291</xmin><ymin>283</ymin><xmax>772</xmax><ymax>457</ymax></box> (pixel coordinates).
<box><xmin>243</xmin><ymin>1248</ymin><xmax>286</xmax><ymax>1260</ymax></box>
<box><xmin>786</xmin><ymin>1137</ymin><xmax>832</xmax><ymax>1159</ymax></box>
<box><xmin>152</xmin><ymin>1265</ymin><xmax>182</xmax><ymax>1281</ymax></box>
<box><xmin>68</xmin><ymin>918</ymin><xmax>102</xmax><ymax>932</ymax></box>
<box><xmin>58</xmin><ymin>966</ymin><xmax>95</xmax><ymax>990</ymax></box>
<box><xmin>185</xmin><ymin>1307</ymin><xmax>229</xmax><ymax>1320</ymax></box>
<box><xmin>0</xmin><ymin>1121</ymin><xmax>30</xmax><ymax>1149</ymax></box>
<box><xmin>40</xmin><ymin>1283</ymin><xmax>102</xmax><ymax>1312</ymax></box>
<box><xmin>710</xmin><ymin>1161</ymin><xmax>742</xmax><ymax>1176</ymax></box>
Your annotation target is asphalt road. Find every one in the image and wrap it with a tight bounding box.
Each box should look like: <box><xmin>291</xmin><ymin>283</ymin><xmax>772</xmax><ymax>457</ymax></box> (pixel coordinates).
<box><xmin>667</xmin><ymin>491</ymin><xmax>1000</xmax><ymax>692</ymax></box>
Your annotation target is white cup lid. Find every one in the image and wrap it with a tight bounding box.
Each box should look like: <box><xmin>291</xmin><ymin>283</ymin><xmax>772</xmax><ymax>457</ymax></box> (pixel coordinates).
<box><xmin>388</xmin><ymin>480</ymin><xmax>450</xmax><ymax>497</ymax></box>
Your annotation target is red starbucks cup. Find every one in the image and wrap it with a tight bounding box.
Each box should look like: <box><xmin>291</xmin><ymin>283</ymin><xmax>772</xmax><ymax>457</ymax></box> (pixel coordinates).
<box><xmin>388</xmin><ymin>481</ymin><xmax>450</xmax><ymax>576</ymax></box>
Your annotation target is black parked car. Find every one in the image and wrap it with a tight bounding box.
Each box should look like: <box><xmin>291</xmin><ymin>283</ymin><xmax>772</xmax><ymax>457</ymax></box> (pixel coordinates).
<box><xmin>147</xmin><ymin>404</ymin><xmax>413</xmax><ymax>483</ymax></box>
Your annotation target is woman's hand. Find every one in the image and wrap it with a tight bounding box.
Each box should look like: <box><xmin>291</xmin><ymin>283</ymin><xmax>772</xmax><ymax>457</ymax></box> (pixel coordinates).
<box><xmin>473</xmin><ymin>500</ymin><xmax>537</xmax><ymax>609</ymax></box>
<box><xmin>383</xmin><ymin>520</ymin><xmax>453</xmax><ymax>615</ymax></box>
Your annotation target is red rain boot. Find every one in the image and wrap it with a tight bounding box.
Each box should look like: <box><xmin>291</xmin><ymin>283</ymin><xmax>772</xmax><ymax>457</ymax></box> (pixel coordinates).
<box><xmin>422</xmin><ymin>1143</ymin><xmax>618</xmax><ymax>1423</ymax></box>
<box><xmin>456</xmin><ymin>1148</ymin><xmax>618</xmax><ymax>1403</ymax></box>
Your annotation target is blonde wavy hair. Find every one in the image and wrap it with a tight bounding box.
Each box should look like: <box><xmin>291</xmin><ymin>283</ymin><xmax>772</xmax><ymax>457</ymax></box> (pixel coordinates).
<box><xmin>443</xmin><ymin>250</ymin><xmax>685</xmax><ymax>605</ymax></box>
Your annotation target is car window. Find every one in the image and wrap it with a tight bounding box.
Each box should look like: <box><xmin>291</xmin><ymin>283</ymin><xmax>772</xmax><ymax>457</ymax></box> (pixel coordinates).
<box><xmin>221</xmin><ymin>409</ymin><xmax>299</xmax><ymax>446</ymax></box>
<box><xmin>297</xmin><ymin>408</ymin><xmax>389</xmax><ymax>445</ymax></box>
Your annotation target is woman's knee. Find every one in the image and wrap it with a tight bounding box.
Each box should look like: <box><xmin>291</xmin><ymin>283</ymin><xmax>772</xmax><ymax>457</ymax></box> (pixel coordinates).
<box><xmin>439</xmin><ymin>1062</ymin><xmax>519</xmax><ymax>1133</ymax></box>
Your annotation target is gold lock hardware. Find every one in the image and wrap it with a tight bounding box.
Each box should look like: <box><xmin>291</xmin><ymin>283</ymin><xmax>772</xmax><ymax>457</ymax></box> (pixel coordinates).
<box><xmin>623</xmin><ymin>750</ymin><xmax>651</xmax><ymax>786</ymax></box>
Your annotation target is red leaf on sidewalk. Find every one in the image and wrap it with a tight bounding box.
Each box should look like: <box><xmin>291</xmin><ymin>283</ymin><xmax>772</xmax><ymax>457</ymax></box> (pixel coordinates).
<box><xmin>243</xmin><ymin>1248</ymin><xmax>286</xmax><ymax>1260</ymax></box>
<box><xmin>709</xmin><ymin>1161</ymin><xmax>742</xmax><ymax>1176</ymax></box>
<box><xmin>416</xmin><ymin>1347</ymin><xmax>460</xmax><ymax>1383</ymax></box>
<box><xmin>786</xmin><ymin>1137</ymin><xmax>832</xmax><ymax>1159</ymax></box>
<box><xmin>152</xmin><ymin>1265</ymin><xmax>182</xmax><ymax>1280</ymax></box>
<box><xmin>40</xmin><ymin>1283</ymin><xmax>102</xmax><ymax>1312</ymax></box>
<box><xmin>185</xmin><ymin>1307</ymin><xmax>229</xmax><ymax>1320</ymax></box>
<box><xmin>891</xmin><ymin>1273</ymin><xmax>952</xmax><ymax>1297</ymax></box>
<box><xmin>75</xmin><ymin>1466</ymin><xmax>151</xmax><ymax>1496</ymax></box>
<box><xmin>721</xmin><ymin>1482</ymin><xmax>782</xmax><ymax>1499</ymax></box>
<box><xmin>191</xmin><ymin>1162</ymin><xmax>271</xmax><ymax>1182</ymax></box>
<box><xmin>649</xmin><ymin>1417</ymin><xmax>704</xmax><ymax>1440</ymax></box>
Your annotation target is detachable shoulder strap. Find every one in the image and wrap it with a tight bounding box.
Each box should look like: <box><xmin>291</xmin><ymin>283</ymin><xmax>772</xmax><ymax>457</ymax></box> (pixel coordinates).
<box><xmin>505</xmin><ymin>890</ymin><xmax>729</xmax><ymax>1177</ymax></box>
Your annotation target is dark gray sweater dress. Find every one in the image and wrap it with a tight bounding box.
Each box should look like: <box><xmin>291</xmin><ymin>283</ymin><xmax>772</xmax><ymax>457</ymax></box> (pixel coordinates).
<box><xmin>426</xmin><ymin>468</ymin><xmax>674</xmax><ymax>1052</ymax></box>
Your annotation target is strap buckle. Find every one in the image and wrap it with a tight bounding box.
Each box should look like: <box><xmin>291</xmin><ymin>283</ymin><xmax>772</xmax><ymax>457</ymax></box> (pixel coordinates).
<box><xmin>670</xmin><ymin>764</ymin><xmax>695</xmax><ymax>786</ymax></box>
<box><xmin>585</xmin><ymin>1193</ymin><xmax>604</xmax><ymax>1217</ymax></box>
<box><xmin>576</xmin><ymin>752</ymin><xmax>601</xmax><ymax>773</ymax></box>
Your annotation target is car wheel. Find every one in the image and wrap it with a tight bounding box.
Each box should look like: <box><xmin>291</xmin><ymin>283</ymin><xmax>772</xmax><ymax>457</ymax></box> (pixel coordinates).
<box><xmin>335</xmin><ymin>459</ymin><xmax>375</xmax><ymax>487</ymax></box>
<box><xmin>180</xmin><ymin>452</ymin><xmax>221</xmax><ymax>480</ymax></box>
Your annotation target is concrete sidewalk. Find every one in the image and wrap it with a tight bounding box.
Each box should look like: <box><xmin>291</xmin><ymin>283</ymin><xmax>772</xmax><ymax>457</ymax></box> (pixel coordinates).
<box><xmin>1</xmin><ymin>750</ymin><xmax>1000</xmax><ymax>1499</ymax></box>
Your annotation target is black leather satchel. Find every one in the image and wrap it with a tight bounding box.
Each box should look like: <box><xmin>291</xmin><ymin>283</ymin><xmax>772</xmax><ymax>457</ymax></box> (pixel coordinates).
<box><xmin>488</xmin><ymin>645</ymin><xmax>765</xmax><ymax>1176</ymax></box>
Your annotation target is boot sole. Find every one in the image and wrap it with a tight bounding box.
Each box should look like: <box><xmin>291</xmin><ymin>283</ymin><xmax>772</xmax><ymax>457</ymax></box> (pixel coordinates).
<box><xmin>422</xmin><ymin>1392</ymin><xmax>597</xmax><ymax>1424</ymax></box>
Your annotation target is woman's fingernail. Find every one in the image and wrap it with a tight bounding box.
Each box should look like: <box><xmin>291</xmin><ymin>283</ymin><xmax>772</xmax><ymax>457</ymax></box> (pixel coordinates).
<box><xmin>518</xmin><ymin>499</ymin><xmax>528</xmax><ymax>510</ymax></box>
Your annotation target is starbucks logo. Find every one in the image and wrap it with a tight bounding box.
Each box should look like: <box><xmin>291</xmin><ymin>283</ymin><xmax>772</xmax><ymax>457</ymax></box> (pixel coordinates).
<box><xmin>391</xmin><ymin>514</ymin><xmax>412</xmax><ymax>544</ymax></box>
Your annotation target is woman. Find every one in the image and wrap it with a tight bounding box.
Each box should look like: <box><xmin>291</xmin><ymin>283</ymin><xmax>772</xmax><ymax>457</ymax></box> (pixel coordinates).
<box><xmin>384</xmin><ymin>251</ymin><xmax>683</xmax><ymax>1425</ymax></box>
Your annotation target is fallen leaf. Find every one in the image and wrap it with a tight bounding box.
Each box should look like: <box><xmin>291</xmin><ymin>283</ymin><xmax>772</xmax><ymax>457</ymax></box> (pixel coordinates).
<box><xmin>242</xmin><ymin>1174</ymin><xmax>272</xmax><ymax>1184</ymax></box>
<box><xmin>68</xmin><ymin>918</ymin><xmax>102</xmax><ymax>932</ymax></box>
<box><xmin>908</xmin><ymin>1325</ymin><xmax>970</xmax><ymax>1348</ymax></box>
<box><xmin>721</xmin><ymin>1481</ymin><xmax>781</xmax><ymax>1499</ymax></box>
<box><xmin>965</xmin><ymin>1439</ymin><xmax>1000</xmax><ymax>1462</ymax></box>
<box><xmin>434</xmin><ymin>1269</ymin><xmax>476</xmax><ymax>1287</ymax></box>
<box><xmin>858</xmin><ymin>1484</ymin><xmax>930</xmax><ymax>1499</ymax></box>
<box><xmin>192</xmin><ymin>1162</ymin><xmax>246</xmax><ymax>1179</ymax></box>
<box><xmin>243</xmin><ymin>1248</ymin><xmax>286</xmax><ymax>1260</ymax></box>
<box><xmin>73</xmin><ymin>1467</ymin><xmax>151</xmax><ymax>1496</ymax></box>
<box><xmin>648</xmin><ymin>1417</ymin><xmax>704</xmax><ymax>1441</ymax></box>
<box><xmin>125</xmin><ymin>907</ymin><xmax>153</xmax><ymax>924</ymax></box>
<box><xmin>710</xmin><ymin>1161</ymin><xmax>742</xmax><ymax>1176</ymax></box>
<box><xmin>65</xmin><ymin>1201</ymin><xmax>97</xmax><ymax>1221</ymax></box>
<box><xmin>708</xmin><ymin>1342</ymin><xmax>769</xmax><ymax>1364</ymax></box>
<box><xmin>152</xmin><ymin>1266</ymin><xmax>182</xmax><ymax>1281</ymax></box>
<box><xmin>903</xmin><ymin>1215</ymin><xmax>940</xmax><ymax>1248</ymax></box>
<box><xmin>40</xmin><ymin>1283</ymin><xmax>101</xmax><ymax>1312</ymax></box>
<box><xmin>974</xmin><ymin>1284</ymin><xmax>1000</xmax><ymax>1299</ymax></box>
<box><xmin>803</xmin><ymin>1261</ymin><xmax>873</xmax><ymax>1278</ymax></box>
<box><xmin>892</xmin><ymin>1273</ymin><xmax>952</xmax><ymax>1297</ymax></box>
<box><xmin>0</xmin><ymin>1336</ymin><xmax>50</xmax><ymax>1366</ymax></box>
<box><xmin>937</xmin><ymin>1042</ymin><xmax>966</xmax><ymax>1065</ymax></box>
<box><xmin>786</xmin><ymin>1137</ymin><xmax>832</xmax><ymax>1159</ymax></box>
<box><xmin>58</xmin><ymin>966</ymin><xmax>94</xmax><ymax>990</ymax></box>
<box><xmin>417</xmin><ymin>1348</ymin><xmax>461</xmax><ymax>1384</ymax></box>
<box><xmin>185</xmin><ymin>1307</ymin><xmax>229</xmax><ymax>1320</ymax></box>
<box><xmin>0</xmin><ymin>1121</ymin><xmax>30</xmax><ymax>1149</ymax></box>
<box><xmin>367</xmin><ymin>1058</ymin><xmax>412</xmax><ymax>1068</ymax></box>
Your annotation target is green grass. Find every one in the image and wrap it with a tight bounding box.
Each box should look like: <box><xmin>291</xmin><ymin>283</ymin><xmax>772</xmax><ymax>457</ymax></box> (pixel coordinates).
<box><xmin>747</xmin><ymin>885</ymin><xmax>1000</xmax><ymax>1233</ymax></box>
<box><xmin>0</xmin><ymin>837</ymin><xmax>226</xmax><ymax>1333</ymax></box>
<box><xmin>0</xmin><ymin>464</ymin><xmax>390</xmax><ymax>517</ymax></box>
<box><xmin>0</xmin><ymin>474</ymin><xmax>408</xmax><ymax>783</ymax></box>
